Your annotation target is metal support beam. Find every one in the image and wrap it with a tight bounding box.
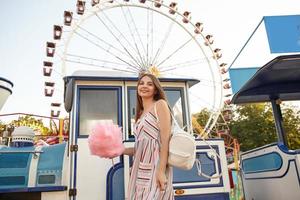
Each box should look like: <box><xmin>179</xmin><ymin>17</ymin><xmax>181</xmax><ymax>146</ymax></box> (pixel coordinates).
<box><xmin>270</xmin><ymin>99</ymin><xmax>288</xmax><ymax>146</ymax></box>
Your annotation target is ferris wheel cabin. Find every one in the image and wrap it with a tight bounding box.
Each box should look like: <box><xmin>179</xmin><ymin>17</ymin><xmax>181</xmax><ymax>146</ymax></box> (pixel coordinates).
<box><xmin>62</xmin><ymin>70</ymin><xmax>230</xmax><ymax>200</ymax></box>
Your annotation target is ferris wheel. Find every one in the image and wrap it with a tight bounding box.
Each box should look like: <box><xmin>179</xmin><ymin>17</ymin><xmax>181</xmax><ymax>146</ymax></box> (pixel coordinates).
<box><xmin>43</xmin><ymin>0</ymin><xmax>232</xmax><ymax>137</ymax></box>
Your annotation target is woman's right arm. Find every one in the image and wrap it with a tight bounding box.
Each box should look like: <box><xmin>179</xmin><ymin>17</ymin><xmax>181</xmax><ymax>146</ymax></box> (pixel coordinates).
<box><xmin>123</xmin><ymin>147</ymin><xmax>135</xmax><ymax>156</ymax></box>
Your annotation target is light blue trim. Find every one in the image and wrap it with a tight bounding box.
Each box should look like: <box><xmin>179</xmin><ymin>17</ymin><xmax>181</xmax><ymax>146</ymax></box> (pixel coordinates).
<box><xmin>229</xmin><ymin>67</ymin><xmax>259</xmax><ymax>94</ymax></box>
<box><xmin>106</xmin><ymin>162</ymin><xmax>124</xmax><ymax>200</ymax></box>
<box><xmin>0</xmin><ymin>146</ymin><xmax>33</xmax><ymax>188</ymax></box>
<box><xmin>36</xmin><ymin>143</ymin><xmax>66</xmax><ymax>186</ymax></box>
<box><xmin>241</xmin><ymin>142</ymin><xmax>299</xmax><ymax>156</ymax></box>
<box><xmin>264</xmin><ymin>15</ymin><xmax>300</xmax><ymax>53</ymax></box>
<box><xmin>242</xmin><ymin>152</ymin><xmax>282</xmax><ymax>174</ymax></box>
<box><xmin>242</xmin><ymin>159</ymin><xmax>300</xmax><ymax>186</ymax></box>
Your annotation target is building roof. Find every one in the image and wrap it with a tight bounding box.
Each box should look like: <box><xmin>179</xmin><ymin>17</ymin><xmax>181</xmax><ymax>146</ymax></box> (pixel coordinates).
<box><xmin>64</xmin><ymin>70</ymin><xmax>200</xmax><ymax>87</ymax></box>
<box><xmin>231</xmin><ymin>54</ymin><xmax>300</xmax><ymax>104</ymax></box>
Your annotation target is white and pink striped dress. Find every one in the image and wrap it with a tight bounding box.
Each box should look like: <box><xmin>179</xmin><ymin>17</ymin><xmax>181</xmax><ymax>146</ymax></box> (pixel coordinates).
<box><xmin>127</xmin><ymin>109</ymin><xmax>174</xmax><ymax>200</ymax></box>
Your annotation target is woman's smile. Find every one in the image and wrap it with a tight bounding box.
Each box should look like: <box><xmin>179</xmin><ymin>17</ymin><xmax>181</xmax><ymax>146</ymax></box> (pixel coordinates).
<box><xmin>138</xmin><ymin>76</ymin><xmax>156</xmax><ymax>98</ymax></box>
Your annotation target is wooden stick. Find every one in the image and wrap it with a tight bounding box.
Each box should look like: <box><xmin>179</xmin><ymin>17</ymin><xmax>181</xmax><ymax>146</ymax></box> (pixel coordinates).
<box><xmin>111</xmin><ymin>158</ymin><xmax>115</xmax><ymax>168</ymax></box>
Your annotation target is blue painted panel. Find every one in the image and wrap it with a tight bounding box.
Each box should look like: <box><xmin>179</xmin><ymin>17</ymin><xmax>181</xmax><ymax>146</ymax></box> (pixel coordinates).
<box><xmin>0</xmin><ymin>153</ymin><xmax>30</xmax><ymax>168</ymax></box>
<box><xmin>37</xmin><ymin>143</ymin><xmax>66</xmax><ymax>171</ymax></box>
<box><xmin>173</xmin><ymin>152</ymin><xmax>216</xmax><ymax>183</ymax></box>
<box><xmin>36</xmin><ymin>143</ymin><xmax>66</xmax><ymax>186</ymax></box>
<box><xmin>0</xmin><ymin>177</ymin><xmax>25</xmax><ymax>186</ymax></box>
<box><xmin>229</xmin><ymin>68</ymin><xmax>258</xmax><ymax>94</ymax></box>
<box><xmin>242</xmin><ymin>152</ymin><xmax>282</xmax><ymax>173</ymax></box>
<box><xmin>0</xmin><ymin>186</ymin><xmax>67</xmax><ymax>193</ymax></box>
<box><xmin>0</xmin><ymin>146</ymin><xmax>33</xmax><ymax>188</ymax></box>
<box><xmin>264</xmin><ymin>15</ymin><xmax>300</xmax><ymax>53</ymax></box>
<box><xmin>175</xmin><ymin>192</ymin><xmax>230</xmax><ymax>200</ymax></box>
<box><xmin>106</xmin><ymin>163</ymin><xmax>124</xmax><ymax>200</ymax></box>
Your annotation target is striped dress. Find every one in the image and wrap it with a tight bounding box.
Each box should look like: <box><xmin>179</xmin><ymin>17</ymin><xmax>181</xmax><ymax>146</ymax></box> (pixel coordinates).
<box><xmin>127</xmin><ymin>109</ymin><xmax>174</xmax><ymax>200</ymax></box>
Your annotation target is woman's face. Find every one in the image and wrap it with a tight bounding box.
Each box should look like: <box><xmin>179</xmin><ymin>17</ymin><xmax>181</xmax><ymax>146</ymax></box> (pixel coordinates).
<box><xmin>137</xmin><ymin>76</ymin><xmax>156</xmax><ymax>99</ymax></box>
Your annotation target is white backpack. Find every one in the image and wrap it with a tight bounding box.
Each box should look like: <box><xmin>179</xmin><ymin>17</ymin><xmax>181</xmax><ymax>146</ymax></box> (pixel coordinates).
<box><xmin>154</xmin><ymin>103</ymin><xmax>196</xmax><ymax>170</ymax></box>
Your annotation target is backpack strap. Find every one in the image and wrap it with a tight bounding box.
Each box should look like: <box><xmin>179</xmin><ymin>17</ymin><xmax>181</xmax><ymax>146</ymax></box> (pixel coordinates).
<box><xmin>154</xmin><ymin>101</ymin><xmax>159</xmax><ymax>123</ymax></box>
<box><xmin>154</xmin><ymin>101</ymin><xmax>179</xmax><ymax>129</ymax></box>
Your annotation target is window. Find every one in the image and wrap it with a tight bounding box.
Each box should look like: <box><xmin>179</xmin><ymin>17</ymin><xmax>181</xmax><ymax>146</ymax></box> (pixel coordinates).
<box><xmin>77</xmin><ymin>87</ymin><xmax>121</xmax><ymax>136</ymax></box>
<box><xmin>127</xmin><ymin>87</ymin><xmax>186</xmax><ymax>138</ymax></box>
<box><xmin>165</xmin><ymin>88</ymin><xmax>186</xmax><ymax>128</ymax></box>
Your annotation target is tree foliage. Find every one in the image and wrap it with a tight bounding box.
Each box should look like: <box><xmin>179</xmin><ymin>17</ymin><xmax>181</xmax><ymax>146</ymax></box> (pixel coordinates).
<box><xmin>229</xmin><ymin>103</ymin><xmax>300</xmax><ymax>151</ymax></box>
<box><xmin>228</xmin><ymin>103</ymin><xmax>277</xmax><ymax>151</ymax></box>
<box><xmin>194</xmin><ymin>108</ymin><xmax>210</xmax><ymax>128</ymax></box>
<box><xmin>194</xmin><ymin>103</ymin><xmax>300</xmax><ymax>151</ymax></box>
<box><xmin>282</xmin><ymin>106</ymin><xmax>300</xmax><ymax>149</ymax></box>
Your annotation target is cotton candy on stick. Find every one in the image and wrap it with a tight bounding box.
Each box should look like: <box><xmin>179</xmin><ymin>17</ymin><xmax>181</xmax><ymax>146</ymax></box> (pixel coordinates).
<box><xmin>88</xmin><ymin>123</ymin><xmax>125</xmax><ymax>159</ymax></box>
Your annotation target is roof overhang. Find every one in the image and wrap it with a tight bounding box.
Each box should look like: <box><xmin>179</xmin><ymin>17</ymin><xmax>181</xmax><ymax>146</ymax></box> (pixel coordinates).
<box><xmin>232</xmin><ymin>54</ymin><xmax>300</xmax><ymax>104</ymax></box>
<box><xmin>64</xmin><ymin>70</ymin><xmax>200</xmax><ymax>88</ymax></box>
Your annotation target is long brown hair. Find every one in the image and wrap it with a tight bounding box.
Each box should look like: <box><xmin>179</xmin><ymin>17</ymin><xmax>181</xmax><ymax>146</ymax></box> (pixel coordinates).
<box><xmin>135</xmin><ymin>73</ymin><xmax>167</xmax><ymax>122</ymax></box>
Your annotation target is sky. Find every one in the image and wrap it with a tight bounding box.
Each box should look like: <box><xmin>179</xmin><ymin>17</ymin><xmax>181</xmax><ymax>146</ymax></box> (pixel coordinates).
<box><xmin>1</xmin><ymin>0</ymin><xmax>300</xmax><ymax>120</ymax></box>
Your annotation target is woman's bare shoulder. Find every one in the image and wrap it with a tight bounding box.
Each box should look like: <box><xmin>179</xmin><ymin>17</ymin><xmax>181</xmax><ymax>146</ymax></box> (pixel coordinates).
<box><xmin>156</xmin><ymin>99</ymin><xmax>168</xmax><ymax>107</ymax></box>
<box><xmin>156</xmin><ymin>99</ymin><xmax>168</xmax><ymax>105</ymax></box>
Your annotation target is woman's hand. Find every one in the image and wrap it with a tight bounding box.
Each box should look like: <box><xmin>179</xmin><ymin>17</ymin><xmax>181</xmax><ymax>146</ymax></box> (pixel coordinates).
<box><xmin>123</xmin><ymin>147</ymin><xmax>135</xmax><ymax>156</ymax></box>
<box><xmin>156</xmin><ymin>170</ymin><xmax>167</xmax><ymax>191</ymax></box>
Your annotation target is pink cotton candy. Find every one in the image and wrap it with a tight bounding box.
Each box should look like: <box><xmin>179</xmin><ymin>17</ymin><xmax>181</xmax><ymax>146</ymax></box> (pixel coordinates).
<box><xmin>88</xmin><ymin>123</ymin><xmax>125</xmax><ymax>158</ymax></box>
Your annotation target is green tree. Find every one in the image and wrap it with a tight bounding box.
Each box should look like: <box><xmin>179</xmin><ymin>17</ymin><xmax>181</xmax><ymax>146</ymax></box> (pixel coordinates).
<box><xmin>229</xmin><ymin>103</ymin><xmax>277</xmax><ymax>151</ymax></box>
<box><xmin>229</xmin><ymin>103</ymin><xmax>300</xmax><ymax>151</ymax></box>
<box><xmin>282</xmin><ymin>105</ymin><xmax>300</xmax><ymax>149</ymax></box>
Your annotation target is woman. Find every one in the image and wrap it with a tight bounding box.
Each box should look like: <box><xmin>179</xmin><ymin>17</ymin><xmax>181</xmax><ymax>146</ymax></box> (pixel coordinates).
<box><xmin>123</xmin><ymin>73</ymin><xmax>174</xmax><ymax>199</ymax></box>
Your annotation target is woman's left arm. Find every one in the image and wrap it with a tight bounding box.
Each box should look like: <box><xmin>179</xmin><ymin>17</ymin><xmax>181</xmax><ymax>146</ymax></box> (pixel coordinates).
<box><xmin>156</xmin><ymin>100</ymin><xmax>172</xmax><ymax>190</ymax></box>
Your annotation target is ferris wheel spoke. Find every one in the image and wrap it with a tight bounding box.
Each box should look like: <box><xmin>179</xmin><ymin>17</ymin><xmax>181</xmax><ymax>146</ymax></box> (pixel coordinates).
<box><xmin>162</xmin><ymin>67</ymin><xmax>224</xmax><ymax>85</ymax></box>
<box><xmin>161</xmin><ymin>71</ymin><xmax>198</xmax><ymax>79</ymax></box>
<box><xmin>119</xmin><ymin>5</ymin><xmax>148</xmax><ymax>68</ymax></box>
<box><xmin>74</xmin><ymin>30</ymin><xmax>139</xmax><ymax>71</ymax></box>
<box><xmin>66</xmin><ymin>53</ymin><xmax>137</xmax><ymax>69</ymax></box>
<box><xmin>65</xmin><ymin>58</ymin><xmax>136</xmax><ymax>74</ymax></box>
<box><xmin>150</xmin><ymin>3</ymin><xmax>154</xmax><ymax>66</ymax></box>
<box><xmin>190</xmin><ymin>94</ymin><xmax>219</xmax><ymax>113</ymax></box>
<box><xmin>151</xmin><ymin>15</ymin><xmax>177</xmax><ymax>66</ymax></box>
<box><xmin>50</xmin><ymin>67</ymin><xmax>64</xmax><ymax>78</ymax></box>
<box><xmin>76</xmin><ymin>25</ymin><xmax>134</xmax><ymax>61</ymax></box>
<box><xmin>146</xmin><ymin>4</ymin><xmax>153</xmax><ymax>67</ymax></box>
<box><xmin>161</xmin><ymin>73</ymin><xmax>220</xmax><ymax>91</ymax></box>
<box><xmin>159</xmin><ymin>57</ymin><xmax>209</xmax><ymax>72</ymax></box>
<box><xmin>95</xmin><ymin>13</ymin><xmax>144</xmax><ymax>68</ymax></box>
<box><xmin>66</xmin><ymin>53</ymin><xmax>139</xmax><ymax>72</ymax></box>
<box><xmin>161</xmin><ymin>69</ymin><xmax>223</xmax><ymax>88</ymax></box>
<box><xmin>198</xmin><ymin>78</ymin><xmax>223</xmax><ymax>85</ymax></box>
<box><xmin>196</xmin><ymin>82</ymin><xmax>220</xmax><ymax>88</ymax></box>
<box><xmin>156</xmin><ymin>37</ymin><xmax>193</xmax><ymax>68</ymax></box>
<box><xmin>118</xmin><ymin>6</ymin><xmax>147</xmax><ymax>69</ymax></box>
